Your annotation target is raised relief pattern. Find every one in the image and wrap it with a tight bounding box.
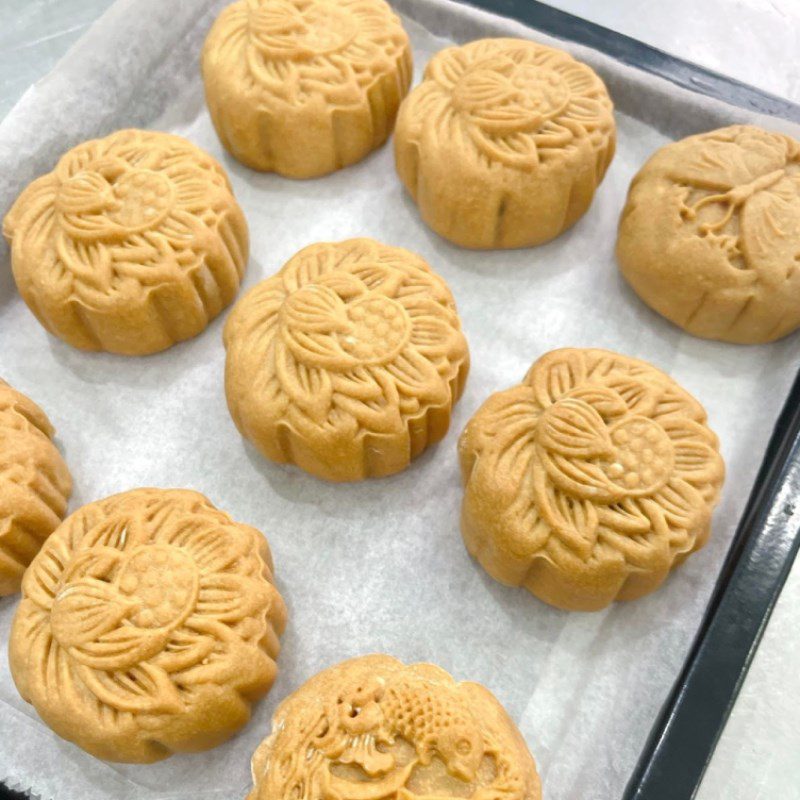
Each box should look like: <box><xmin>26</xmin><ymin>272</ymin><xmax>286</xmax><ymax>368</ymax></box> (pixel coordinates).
<box><xmin>463</xmin><ymin>349</ymin><xmax>724</xmax><ymax>574</ymax></box>
<box><xmin>250</xmin><ymin>658</ymin><xmax>539</xmax><ymax>800</ymax></box>
<box><xmin>4</xmin><ymin>129</ymin><xmax>246</xmax><ymax>312</ymax></box>
<box><xmin>674</xmin><ymin>127</ymin><xmax>800</xmax><ymax>280</ymax></box>
<box><xmin>217</xmin><ymin>0</ymin><xmax>409</xmax><ymax>105</ymax></box>
<box><xmin>412</xmin><ymin>39</ymin><xmax>614</xmax><ymax>170</ymax></box>
<box><xmin>227</xmin><ymin>239</ymin><xmax>468</xmax><ymax>444</ymax></box>
<box><xmin>14</xmin><ymin>490</ymin><xmax>283</xmax><ymax>725</ymax></box>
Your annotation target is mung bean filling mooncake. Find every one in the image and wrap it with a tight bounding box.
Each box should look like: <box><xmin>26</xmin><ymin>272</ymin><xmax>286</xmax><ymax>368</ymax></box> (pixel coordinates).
<box><xmin>9</xmin><ymin>489</ymin><xmax>286</xmax><ymax>762</ymax></box>
<box><xmin>202</xmin><ymin>0</ymin><xmax>412</xmax><ymax>177</ymax></box>
<box><xmin>3</xmin><ymin>129</ymin><xmax>248</xmax><ymax>355</ymax></box>
<box><xmin>247</xmin><ymin>655</ymin><xmax>542</xmax><ymax>800</ymax></box>
<box><xmin>459</xmin><ymin>348</ymin><xmax>725</xmax><ymax>611</ymax></box>
<box><xmin>224</xmin><ymin>238</ymin><xmax>469</xmax><ymax>481</ymax></box>
<box><xmin>0</xmin><ymin>380</ymin><xmax>72</xmax><ymax>596</ymax></box>
<box><xmin>395</xmin><ymin>37</ymin><xmax>616</xmax><ymax>249</ymax></box>
<box><xmin>617</xmin><ymin>124</ymin><xmax>800</xmax><ymax>343</ymax></box>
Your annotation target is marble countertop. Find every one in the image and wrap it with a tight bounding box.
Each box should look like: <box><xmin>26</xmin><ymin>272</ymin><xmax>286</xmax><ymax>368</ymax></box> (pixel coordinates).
<box><xmin>1</xmin><ymin>1</ymin><xmax>798</xmax><ymax>798</ymax></box>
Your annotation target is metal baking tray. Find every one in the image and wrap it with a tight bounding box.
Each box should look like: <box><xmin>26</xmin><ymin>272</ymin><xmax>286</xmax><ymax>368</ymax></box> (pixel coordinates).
<box><xmin>2</xmin><ymin>2</ymin><xmax>799</xmax><ymax>799</ymax></box>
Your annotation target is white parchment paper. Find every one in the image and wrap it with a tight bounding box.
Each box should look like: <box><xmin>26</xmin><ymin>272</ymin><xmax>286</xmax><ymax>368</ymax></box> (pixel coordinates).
<box><xmin>0</xmin><ymin>1</ymin><xmax>798</xmax><ymax>798</ymax></box>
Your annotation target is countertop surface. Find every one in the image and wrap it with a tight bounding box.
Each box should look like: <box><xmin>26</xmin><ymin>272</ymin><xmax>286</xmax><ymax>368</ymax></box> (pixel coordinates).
<box><xmin>1</xmin><ymin>1</ymin><xmax>798</xmax><ymax>799</ymax></box>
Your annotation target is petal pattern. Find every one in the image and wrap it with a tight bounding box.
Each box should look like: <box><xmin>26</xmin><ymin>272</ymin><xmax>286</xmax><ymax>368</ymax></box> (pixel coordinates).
<box><xmin>9</xmin><ymin>489</ymin><xmax>285</xmax><ymax>757</ymax></box>
<box><xmin>460</xmin><ymin>348</ymin><xmax>725</xmax><ymax>608</ymax></box>
<box><xmin>226</xmin><ymin>239</ymin><xmax>468</xmax><ymax>472</ymax></box>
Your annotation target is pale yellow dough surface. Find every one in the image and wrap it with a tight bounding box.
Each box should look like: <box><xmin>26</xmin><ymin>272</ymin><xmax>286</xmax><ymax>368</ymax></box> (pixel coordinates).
<box><xmin>617</xmin><ymin>124</ymin><xmax>800</xmax><ymax>344</ymax></box>
<box><xmin>9</xmin><ymin>488</ymin><xmax>287</xmax><ymax>762</ymax></box>
<box><xmin>3</xmin><ymin>129</ymin><xmax>249</xmax><ymax>356</ymax></box>
<box><xmin>224</xmin><ymin>238</ymin><xmax>470</xmax><ymax>482</ymax></box>
<box><xmin>459</xmin><ymin>348</ymin><xmax>725</xmax><ymax>611</ymax></box>
<box><xmin>247</xmin><ymin>654</ymin><xmax>542</xmax><ymax>800</ymax></box>
<box><xmin>0</xmin><ymin>380</ymin><xmax>72</xmax><ymax>596</ymax></box>
<box><xmin>395</xmin><ymin>37</ymin><xmax>616</xmax><ymax>249</ymax></box>
<box><xmin>202</xmin><ymin>0</ymin><xmax>412</xmax><ymax>178</ymax></box>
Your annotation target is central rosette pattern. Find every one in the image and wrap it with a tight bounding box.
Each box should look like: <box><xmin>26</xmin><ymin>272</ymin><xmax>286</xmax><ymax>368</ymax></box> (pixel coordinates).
<box><xmin>56</xmin><ymin>163</ymin><xmax>176</xmax><ymax>240</ymax></box>
<box><xmin>280</xmin><ymin>274</ymin><xmax>412</xmax><ymax>370</ymax></box>
<box><xmin>117</xmin><ymin>545</ymin><xmax>199</xmax><ymax>629</ymax></box>
<box><xmin>536</xmin><ymin>391</ymin><xmax>675</xmax><ymax>504</ymax></box>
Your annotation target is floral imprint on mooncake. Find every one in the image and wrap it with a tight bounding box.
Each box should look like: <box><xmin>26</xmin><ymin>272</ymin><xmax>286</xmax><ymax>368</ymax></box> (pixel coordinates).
<box><xmin>3</xmin><ymin>129</ymin><xmax>248</xmax><ymax>355</ymax></box>
<box><xmin>617</xmin><ymin>125</ymin><xmax>800</xmax><ymax>343</ymax></box>
<box><xmin>9</xmin><ymin>489</ymin><xmax>286</xmax><ymax>762</ymax></box>
<box><xmin>224</xmin><ymin>238</ymin><xmax>469</xmax><ymax>481</ymax></box>
<box><xmin>395</xmin><ymin>38</ymin><xmax>615</xmax><ymax>248</ymax></box>
<box><xmin>247</xmin><ymin>655</ymin><xmax>542</xmax><ymax>800</ymax></box>
<box><xmin>459</xmin><ymin>349</ymin><xmax>725</xmax><ymax>611</ymax></box>
<box><xmin>202</xmin><ymin>0</ymin><xmax>412</xmax><ymax>176</ymax></box>
<box><xmin>0</xmin><ymin>380</ymin><xmax>72</xmax><ymax>596</ymax></box>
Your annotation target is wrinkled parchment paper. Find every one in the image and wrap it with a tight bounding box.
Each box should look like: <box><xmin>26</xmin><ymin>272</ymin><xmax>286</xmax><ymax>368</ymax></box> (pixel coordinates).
<box><xmin>1</xmin><ymin>1</ymin><xmax>798</xmax><ymax>798</ymax></box>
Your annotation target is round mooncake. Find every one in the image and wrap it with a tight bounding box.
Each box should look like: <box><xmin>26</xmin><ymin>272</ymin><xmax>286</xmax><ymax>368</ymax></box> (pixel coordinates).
<box><xmin>0</xmin><ymin>380</ymin><xmax>72</xmax><ymax>596</ymax></box>
<box><xmin>395</xmin><ymin>38</ymin><xmax>616</xmax><ymax>249</ymax></box>
<box><xmin>9</xmin><ymin>489</ymin><xmax>287</xmax><ymax>762</ymax></box>
<box><xmin>3</xmin><ymin>129</ymin><xmax>249</xmax><ymax>355</ymax></box>
<box><xmin>459</xmin><ymin>348</ymin><xmax>725</xmax><ymax>611</ymax></box>
<box><xmin>247</xmin><ymin>655</ymin><xmax>542</xmax><ymax>800</ymax></box>
<box><xmin>202</xmin><ymin>0</ymin><xmax>412</xmax><ymax>177</ymax></box>
<box><xmin>224</xmin><ymin>238</ymin><xmax>469</xmax><ymax>481</ymax></box>
<box><xmin>617</xmin><ymin>125</ymin><xmax>800</xmax><ymax>343</ymax></box>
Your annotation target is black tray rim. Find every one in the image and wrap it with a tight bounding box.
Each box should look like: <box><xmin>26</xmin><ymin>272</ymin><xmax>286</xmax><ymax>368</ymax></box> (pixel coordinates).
<box><xmin>2</xmin><ymin>3</ymin><xmax>800</xmax><ymax>800</ymax></box>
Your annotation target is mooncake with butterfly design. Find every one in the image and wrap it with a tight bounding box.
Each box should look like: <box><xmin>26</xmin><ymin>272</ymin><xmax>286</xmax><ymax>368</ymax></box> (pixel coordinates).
<box><xmin>202</xmin><ymin>0</ymin><xmax>412</xmax><ymax>177</ymax></box>
<box><xmin>0</xmin><ymin>380</ymin><xmax>72</xmax><ymax>596</ymax></box>
<box><xmin>459</xmin><ymin>349</ymin><xmax>725</xmax><ymax>611</ymax></box>
<box><xmin>3</xmin><ymin>129</ymin><xmax>248</xmax><ymax>355</ymax></box>
<box><xmin>395</xmin><ymin>38</ymin><xmax>615</xmax><ymax>249</ymax></box>
<box><xmin>617</xmin><ymin>125</ymin><xmax>800</xmax><ymax>343</ymax></box>
<box><xmin>9</xmin><ymin>488</ymin><xmax>286</xmax><ymax>762</ymax></box>
<box><xmin>224</xmin><ymin>238</ymin><xmax>469</xmax><ymax>481</ymax></box>
<box><xmin>247</xmin><ymin>655</ymin><xmax>542</xmax><ymax>800</ymax></box>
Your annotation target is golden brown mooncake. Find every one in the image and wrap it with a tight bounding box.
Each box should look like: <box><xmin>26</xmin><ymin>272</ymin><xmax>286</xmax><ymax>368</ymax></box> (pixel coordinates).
<box><xmin>224</xmin><ymin>238</ymin><xmax>469</xmax><ymax>481</ymax></box>
<box><xmin>459</xmin><ymin>348</ymin><xmax>725</xmax><ymax>612</ymax></box>
<box><xmin>395</xmin><ymin>37</ymin><xmax>616</xmax><ymax>249</ymax></box>
<box><xmin>202</xmin><ymin>0</ymin><xmax>412</xmax><ymax>178</ymax></box>
<box><xmin>617</xmin><ymin>125</ymin><xmax>800</xmax><ymax>344</ymax></box>
<box><xmin>3</xmin><ymin>129</ymin><xmax>248</xmax><ymax>356</ymax></box>
<box><xmin>9</xmin><ymin>488</ymin><xmax>287</xmax><ymax>762</ymax></box>
<box><xmin>247</xmin><ymin>654</ymin><xmax>542</xmax><ymax>800</ymax></box>
<box><xmin>0</xmin><ymin>380</ymin><xmax>72</xmax><ymax>596</ymax></box>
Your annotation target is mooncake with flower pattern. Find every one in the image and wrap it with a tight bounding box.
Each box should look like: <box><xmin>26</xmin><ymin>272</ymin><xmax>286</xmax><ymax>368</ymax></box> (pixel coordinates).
<box><xmin>0</xmin><ymin>380</ymin><xmax>72</xmax><ymax>596</ymax></box>
<box><xmin>247</xmin><ymin>655</ymin><xmax>542</xmax><ymax>800</ymax></box>
<box><xmin>224</xmin><ymin>238</ymin><xmax>469</xmax><ymax>481</ymax></box>
<box><xmin>459</xmin><ymin>348</ymin><xmax>724</xmax><ymax>611</ymax></box>
<box><xmin>3</xmin><ymin>129</ymin><xmax>248</xmax><ymax>355</ymax></box>
<box><xmin>9</xmin><ymin>488</ymin><xmax>286</xmax><ymax>762</ymax></box>
<box><xmin>202</xmin><ymin>0</ymin><xmax>412</xmax><ymax>177</ymax></box>
<box><xmin>395</xmin><ymin>38</ymin><xmax>615</xmax><ymax>249</ymax></box>
<box><xmin>617</xmin><ymin>125</ymin><xmax>800</xmax><ymax>343</ymax></box>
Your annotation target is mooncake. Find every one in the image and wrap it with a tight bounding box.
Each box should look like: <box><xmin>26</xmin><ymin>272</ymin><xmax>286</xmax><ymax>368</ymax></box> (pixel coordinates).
<box><xmin>3</xmin><ymin>129</ymin><xmax>248</xmax><ymax>355</ymax></box>
<box><xmin>0</xmin><ymin>380</ymin><xmax>72</xmax><ymax>596</ymax></box>
<box><xmin>224</xmin><ymin>238</ymin><xmax>469</xmax><ymax>481</ymax></box>
<box><xmin>395</xmin><ymin>38</ymin><xmax>615</xmax><ymax>249</ymax></box>
<box><xmin>247</xmin><ymin>654</ymin><xmax>542</xmax><ymax>800</ymax></box>
<box><xmin>202</xmin><ymin>0</ymin><xmax>412</xmax><ymax>177</ymax></box>
<box><xmin>459</xmin><ymin>348</ymin><xmax>725</xmax><ymax>611</ymax></box>
<box><xmin>9</xmin><ymin>488</ymin><xmax>287</xmax><ymax>762</ymax></box>
<box><xmin>617</xmin><ymin>125</ymin><xmax>800</xmax><ymax>343</ymax></box>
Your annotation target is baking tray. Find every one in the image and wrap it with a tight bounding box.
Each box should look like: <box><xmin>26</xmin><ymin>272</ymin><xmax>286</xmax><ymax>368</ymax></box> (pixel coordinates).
<box><xmin>1</xmin><ymin>1</ymin><xmax>799</xmax><ymax>799</ymax></box>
